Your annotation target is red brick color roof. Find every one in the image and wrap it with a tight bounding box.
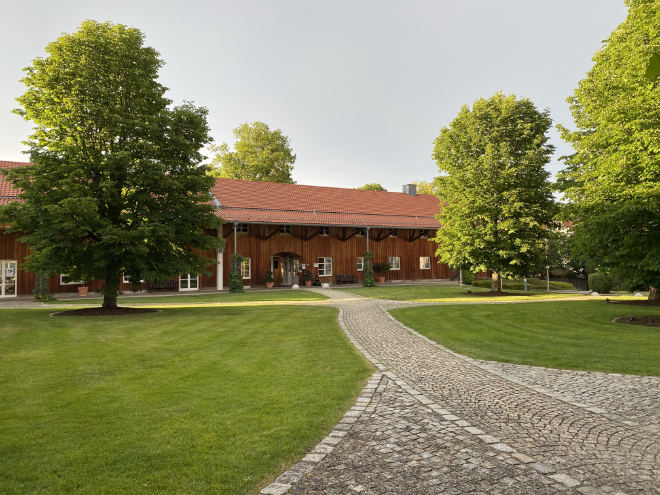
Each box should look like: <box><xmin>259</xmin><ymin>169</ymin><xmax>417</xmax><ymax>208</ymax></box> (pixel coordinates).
<box><xmin>211</xmin><ymin>178</ymin><xmax>440</xmax><ymax>229</ymax></box>
<box><xmin>0</xmin><ymin>161</ymin><xmax>28</xmax><ymax>205</ymax></box>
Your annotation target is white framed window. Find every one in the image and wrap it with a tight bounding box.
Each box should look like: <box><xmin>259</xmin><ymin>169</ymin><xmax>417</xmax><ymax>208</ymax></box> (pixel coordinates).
<box><xmin>318</xmin><ymin>257</ymin><xmax>333</xmax><ymax>277</ymax></box>
<box><xmin>241</xmin><ymin>258</ymin><xmax>251</xmax><ymax>279</ymax></box>
<box><xmin>419</xmin><ymin>256</ymin><xmax>431</xmax><ymax>270</ymax></box>
<box><xmin>60</xmin><ymin>274</ymin><xmax>82</xmax><ymax>285</ymax></box>
<box><xmin>179</xmin><ymin>274</ymin><xmax>199</xmax><ymax>291</ymax></box>
<box><xmin>390</xmin><ymin>229</ymin><xmax>399</xmax><ymax>238</ymax></box>
<box><xmin>237</xmin><ymin>223</ymin><xmax>249</xmax><ymax>234</ymax></box>
<box><xmin>388</xmin><ymin>256</ymin><xmax>400</xmax><ymax>271</ymax></box>
<box><xmin>356</xmin><ymin>257</ymin><xmax>364</xmax><ymax>271</ymax></box>
<box><xmin>420</xmin><ymin>229</ymin><xmax>430</xmax><ymax>238</ymax></box>
<box><xmin>319</xmin><ymin>226</ymin><xmax>330</xmax><ymax>236</ymax></box>
<box><xmin>355</xmin><ymin>228</ymin><xmax>366</xmax><ymax>236</ymax></box>
<box><xmin>279</xmin><ymin>225</ymin><xmax>291</xmax><ymax>234</ymax></box>
<box><xmin>122</xmin><ymin>274</ymin><xmax>145</xmax><ymax>284</ymax></box>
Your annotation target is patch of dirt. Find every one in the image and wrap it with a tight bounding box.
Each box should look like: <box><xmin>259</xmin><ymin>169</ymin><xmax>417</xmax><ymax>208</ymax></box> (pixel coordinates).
<box><xmin>612</xmin><ymin>315</ymin><xmax>660</xmax><ymax>327</ymax></box>
<box><xmin>607</xmin><ymin>299</ymin><xmax>660</xmax><ymax>307</ymax></box>
<box><xmin>51</xmin><ymin>307</ymin><xmax>159</xmax><ymax>317</ymax></box>
<box><xmin>466</xmin><ymin>291</ymin><xmax>523</xmax><ymax>297</ymax></box>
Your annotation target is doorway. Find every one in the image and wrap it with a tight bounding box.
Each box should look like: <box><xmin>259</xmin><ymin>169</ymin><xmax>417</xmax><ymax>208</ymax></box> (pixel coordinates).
<box><xmin>1</xmin><ymin>260</ymin><xmax>17</xmax><ymax>297</ymax></box>
<box><xmin>270</xmin><ymin>253</ymin><xmax>301</xmax><ymax>286</ymax></box>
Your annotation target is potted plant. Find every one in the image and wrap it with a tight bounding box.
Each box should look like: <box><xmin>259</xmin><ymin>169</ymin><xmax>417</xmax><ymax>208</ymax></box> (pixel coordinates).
<box><xmin>303</xmin><ymin>269</ymin><xmax>313</xmax><ymax>287</ymax></box>
<box><xmin>372</xmin><ymin>262</ymin><xmax>391</xmax><ymax>284</ymax></box>
<box><xmin>265</xmin><ymin>270</ymin><xmax>274</xmax><ymax>289</ymax></box>
<box><xmin>77</xmin><ymin>283</ymin><xmax>89</xmax><ymax>297</ymax></box>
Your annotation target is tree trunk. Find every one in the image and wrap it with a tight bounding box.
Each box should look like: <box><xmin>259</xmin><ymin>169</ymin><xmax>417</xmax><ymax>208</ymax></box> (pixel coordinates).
<box><xmin>491</xmin><ymin>272</ymin><xmax>501</xmax><ymax>293</ymax></box>
<box><xmin>649</xmin><ymin>286</ymin><xmax>659</xmax><ymax>303</ymax></box>
<box><xmin>102</xmin><ymin>270</ymin><xmax>120</xmax><ymax>309</ymax></box>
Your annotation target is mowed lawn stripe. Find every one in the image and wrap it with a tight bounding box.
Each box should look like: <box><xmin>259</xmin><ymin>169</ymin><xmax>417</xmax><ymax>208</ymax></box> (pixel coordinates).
<box><xmin>0</xmin><ymin>306</ymin><xmax>371</xmax><ymax>495</ymax></box>
<box><xmin>391</xmin><ymin>300</ymin><xmax>660</xmax><ymax>376</ymax></box>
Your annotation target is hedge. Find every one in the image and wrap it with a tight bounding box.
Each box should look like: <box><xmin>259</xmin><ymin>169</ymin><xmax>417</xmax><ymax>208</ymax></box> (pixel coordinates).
<box><xmin>472</xmin><ymin>278</ymin><xmax>575</xmax><ymax>291</ymax></box>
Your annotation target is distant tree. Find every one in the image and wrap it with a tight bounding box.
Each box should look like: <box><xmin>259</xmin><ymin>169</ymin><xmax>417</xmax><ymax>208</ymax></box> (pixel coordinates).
<box><xmin>1</xmin><ymin>20</ymin><xmax>221</xmax><ymax>309</ymax></box>
<box><xmin>413</xmin><ymin>180</ymin><xmax>436</xmax><ymax>195</ymax></box>
<box><xmin>557</xmin><ymin>0</ymin><xmax>660</xmax><ymax>302</ymax></box>
<box><xmin>210</xmin><ymin>121</ymin><xmax>295</xmax><ymax>183</ymax></box>
<box><xmin>358</xmin><ymin>183</ymin><xmax>386</xmax><ymax>191</ymax></box>
<box><xmin>432</xmin><ymin>92</ymin><xmax>556</xmax><ymax>293</ymax></box>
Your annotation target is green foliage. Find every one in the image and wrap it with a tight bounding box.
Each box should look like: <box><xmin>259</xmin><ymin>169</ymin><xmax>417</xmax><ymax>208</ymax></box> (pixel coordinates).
<box><xmin>302</xmin><ymin>269</ymin><xmax>313</xmax><ymax>281</ymax></box>
<box><xmin>460</xmin><ymin>270</ymin><xmax>475</xmax><ymax>285</ymax></box>
<box><xmin>32</xmin><ymin>273</ymin><xmax>53</xmax><ymax>302</ymax></box>
<box><xmin>646</xmin><ymin>51</ymin><xmax>660</xmax><ymax>80</ymax></box>
<box><xmin>229</xmin><ymin>254</ymin><xmax>244</xmax><ymax>293</ymax></box>
<box><xmin>412</xmin><ymin>180</ymin><xmax>437</xmax><ymax>195</ymax></box>
<box><xmin>588</xmin><ymin>273</ymin><xmax>614</xmax><ymax>294</ymax></box>
<box><xmin>358</xmin><ymin>183</ymin><xmax>386</xmax><ymax>191</ymax></box>
<box><xmin>362</xmin><ymin>252</ymin><xmax>375</xmax><ymax>287</ymax></box>
<box><xmin>372</xmin><ymin>262</ymin><xmax>391</xmax><ymax>274</ymax></box>
<box><xmin>1</xmin><ymin>20</ymin><xmax>221</xmax><ymax>307</ymax></box>
<box><xmin>264</xmin><ymin>270</ymin><xmax>274</xmax><ymax>283</ymax></box>
<box><xmin>472</xmin><ymin>278</ymin><xmax>575</xmax><ymax>291</ymax></box>
<box><xmin>557</xmin><ymin>1</ymin><xmax>660</xmax><ymax>297</ymax></box>
<box><xmin>209</xmin><ymin>121</ymin><xmax>295</xmax><ymax>183</ymax></box>
<box><xmin>432</xmin><ymin>92</ymin><xmax>557</xmax><ymax>282</ymax></box>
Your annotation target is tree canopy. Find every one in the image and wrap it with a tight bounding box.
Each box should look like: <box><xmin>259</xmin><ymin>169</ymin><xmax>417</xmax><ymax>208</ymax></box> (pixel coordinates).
<box><xmin>2</xmin><ymin>20</ymin><xmax>221</xmax><ymax>308</ymax></box>
<box><xmin>413</xmin><ymin>180</ymin><xmax>436</xmax><ymax>195</ymax></box>
<box><xmin>432</xmin><ymin>92</ymin><xmax>556</xmax><ymax>292</ymax></box>
<box><xmin>358</xmin><ymin>183</ymin><xmax>386</xmax><ymax>191</ymax></box>
<box><xmin>557</xmin><ymin>0</ymin><xmax>660</xmax><ymax>300</ymax></box>
<box><xmin>210</xmin><ymin>121</ymin><xmax>296</xmax><ymax>183</ymax></box>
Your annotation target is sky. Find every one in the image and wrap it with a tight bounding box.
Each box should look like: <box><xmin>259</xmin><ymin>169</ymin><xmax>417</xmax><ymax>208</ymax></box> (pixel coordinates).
<box><xmin>0</xmin><ymin>0</ymin><xmax>628</xmax><ymax>191</ymax></box>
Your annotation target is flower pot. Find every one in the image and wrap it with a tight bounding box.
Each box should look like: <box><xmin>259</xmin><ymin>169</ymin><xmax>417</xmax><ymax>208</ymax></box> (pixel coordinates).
<box><xmin>305</xmin><ymin>280</ymin><xmax>312</xmax><ymax>287</ymax></box>
<box><xmin>266</xmin><ymin>281</ymin><xmax>273</xmax><ymax>289</ymax></box>
<box><xmin>376</xmin><ymin>276</ymin><xmax>385</xmax><ymax>284</ymax></box>
<box><xmin>77</xmin><ymin>286</ymin><xmax>89</xmax><ymax>297</ymax></box>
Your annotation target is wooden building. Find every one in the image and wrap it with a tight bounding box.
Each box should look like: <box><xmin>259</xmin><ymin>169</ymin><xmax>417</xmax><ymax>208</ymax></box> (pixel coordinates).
<box><xmin>0</xmin><ymin>160</ymin><xmax>453</xmax><ymax>297</ymax></box>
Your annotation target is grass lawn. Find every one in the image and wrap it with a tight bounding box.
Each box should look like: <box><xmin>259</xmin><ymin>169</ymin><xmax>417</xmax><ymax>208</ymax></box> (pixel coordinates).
<box><xmin>0</xmin><ymin>305</ymin><xmax>371</xmax><ymax>494</ymax></box>
<box><xmin>55</xmin><ymin>288</ymin><xmax>327</xmax><ymax>306</ymax></box>
<box><xmin>391</xmin><ymin>300</ymin><xmax>660</xmax><ymax>376</ymax></box>
<box><xmin>340</xmin><ymin>284</ymin><xmax>587</xmax><ymax>302</ymax></box>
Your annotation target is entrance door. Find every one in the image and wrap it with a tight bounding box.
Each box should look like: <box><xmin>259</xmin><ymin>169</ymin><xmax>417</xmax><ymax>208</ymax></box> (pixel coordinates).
<box><xmin>1</xmin><ymin>260</ymin><xmax>17</xmax><ymax>297</ymax></box>
<box><xmin>272</xmin><ymin>255</ymin><xmax>300</xmax><ymax>286</ymax></box>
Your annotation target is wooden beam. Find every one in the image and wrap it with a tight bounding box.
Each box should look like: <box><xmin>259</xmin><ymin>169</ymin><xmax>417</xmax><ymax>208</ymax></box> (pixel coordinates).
<box><xmin>222</xmin><ymin>224</ymin><xmax>234</xmax><ymax>237</ymax></box>
<box><xmin>408</xmin><ymin>230</ymin><xmax>423</xmax><ymax>243</ymax></box>
<box><xmin>304</xmin><ymin>228</ymin><xmax>320</xmax><ymax>241</ymax></box>
<box><xmin>263</xmin><ymin>225</ymin><xmax>280</xmax><ymax>241</ymax></box>
<box><xmin>343</xmin><ymin>228</ymin><xmax>358</xmax><ymax>242</ymax></box>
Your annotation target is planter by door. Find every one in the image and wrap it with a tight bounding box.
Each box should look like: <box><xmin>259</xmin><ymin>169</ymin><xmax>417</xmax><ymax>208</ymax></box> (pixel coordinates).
<box><xmin>376</xmin><ymin>276</ymin><xmax>385</xmax><ymax>284</ymax></box>
<box><xmin>266</xmin><ymin>281</ymin><xmax>273</xmax><ymax>289</ymax></box>
<box><xmin>77</xmin><ymin>286</ymin><xmax>89</xmax><ymax>296</ymax></box>
<box><xmin>305</xmin><ymin>280</ymin><xmax>312</xmax><ymax>287</ymax></box>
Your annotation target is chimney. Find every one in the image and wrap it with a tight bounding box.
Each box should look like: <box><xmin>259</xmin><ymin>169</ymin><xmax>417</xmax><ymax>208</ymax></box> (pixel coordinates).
<box><xmin>402</xmin><ymin>184</ymin><xmax>417</xmax><ymax>196</ymax></box>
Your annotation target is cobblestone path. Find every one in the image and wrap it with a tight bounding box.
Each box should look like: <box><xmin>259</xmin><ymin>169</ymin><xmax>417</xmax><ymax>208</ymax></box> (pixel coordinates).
<box><xmin>279</xmin><ymin>290</ymin><xmax>659</xmax><ymax>495</ymax></box>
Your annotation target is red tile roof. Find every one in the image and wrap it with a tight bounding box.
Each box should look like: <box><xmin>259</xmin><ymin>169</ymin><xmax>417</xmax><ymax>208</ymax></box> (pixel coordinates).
<box><xmin>0</xmin><ymin>161</ymin><xmax>29</xmax><ymax>205</ymax></box>
<box><xmin>211</xmin><ymin>178</ymin><xmax>440</xmax><ymax>229</ymax></box>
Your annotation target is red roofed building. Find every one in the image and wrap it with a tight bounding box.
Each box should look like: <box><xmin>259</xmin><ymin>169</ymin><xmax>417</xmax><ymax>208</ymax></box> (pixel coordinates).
<box><xmin>0</xmin><ymin>160</ymin><xmax>453</xmax><ymax>296</ymax></box>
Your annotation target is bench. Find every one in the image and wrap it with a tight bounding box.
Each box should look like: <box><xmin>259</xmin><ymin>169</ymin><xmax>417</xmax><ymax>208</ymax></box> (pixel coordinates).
<box><xmin>335</xmin><ymin>274</ymin><xmax>357</xmax><ymax>284</ymax></box>
<box><xmin>147</xmin><ymin>279</ymin><xmax>179</xmax><ymax>291</ymax></box>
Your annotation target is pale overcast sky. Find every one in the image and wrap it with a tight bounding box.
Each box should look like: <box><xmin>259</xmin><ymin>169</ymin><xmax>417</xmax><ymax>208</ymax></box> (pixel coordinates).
<box><xmin>0</xmin><ymin>0</ymin><xmax>627</xmax><ymax>191</ymax></box>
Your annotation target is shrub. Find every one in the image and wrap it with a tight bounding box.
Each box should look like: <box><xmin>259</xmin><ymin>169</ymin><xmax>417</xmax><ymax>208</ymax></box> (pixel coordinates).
<box><xmin>372</xmin><ymin>262</ymin><xmax>392</xmax><ymax>275</ymax></box>
<box><xmin>303</xmin><ymin>269</ymin><xmax>313</xmax><ymax>281</ymax></box>
<box><xmin>264</xmin><ymin>270</ymin><xmax>274</xmax><ymax>283</ymax></box>
<box><xmin>472</xmin><ymin>278</ymin><xmax>575</xmax><ymax>291</ymax></box>
<box><xmin>230</xmin><ymin>254</ymin><xmax>245</xmax><ymax>293</ymax></box>
<box><xmin>588</xmin><ymin>272</ymin><xmax>613</xmax><ymax>294</ymax></box>
<box><xmin>461</xmin><ymin>270</ymin><xmax>474</xmax><ymax>285</ymax></box>
<box><xmin>363</xmin><ymin>252</ymin><xmax>375</xmax><ymax>287</ymax></box>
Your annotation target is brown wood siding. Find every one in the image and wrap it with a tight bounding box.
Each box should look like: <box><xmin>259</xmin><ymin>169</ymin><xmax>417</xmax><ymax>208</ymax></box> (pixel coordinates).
<box><xmin>222</xmin><ymin>225</ymin><xmax>453</xmax><ymax>286</ymax></box>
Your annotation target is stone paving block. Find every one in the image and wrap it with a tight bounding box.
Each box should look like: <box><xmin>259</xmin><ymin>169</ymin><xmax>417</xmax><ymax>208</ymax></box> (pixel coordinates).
<box><xmin>260</xmin><ymin>482</ymin><xmax>292</xmax><ymax>495</ymax></box>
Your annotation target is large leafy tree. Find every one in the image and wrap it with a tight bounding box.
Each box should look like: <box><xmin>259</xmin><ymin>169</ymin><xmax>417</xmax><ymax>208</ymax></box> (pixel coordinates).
<box><xmin>557</xmin><ymin>0</ymin><xmax>660</xmax><ymax>302</ymax></box>
<box><xmin>432</xmin><ymin>92</ymin><xmax>556</xmax><ymax>292</ymax></box>
<box><xmin>358</xmin><ymin>183</ymin><xmax>386</xmax><ymax>191</ymax></box>
<box><xmin>2</xmin><ymin>20</ymin><xmax>221</xmax><ymax>308</ymax></box>
<box><xmin>210</xmin><ymin>121</ymin><xmax>296</xmax><ymax>183</ymax></box>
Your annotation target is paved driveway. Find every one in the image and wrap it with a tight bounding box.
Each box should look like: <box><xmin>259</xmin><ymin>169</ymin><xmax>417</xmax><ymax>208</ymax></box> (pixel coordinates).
<box><xmin>264</xmin><ymin>289</ymin><xmax>659</xmax><ymax>495</ymax></box>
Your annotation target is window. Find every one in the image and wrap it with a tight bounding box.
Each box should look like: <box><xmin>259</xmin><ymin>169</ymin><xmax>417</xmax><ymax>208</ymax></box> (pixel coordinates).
<box><xmin>236</xmin><ymin>223</ymin><xmax>249</xmax><ymax>234</ymax></box>
<box><xmin>179</xmin><ymin>274</ymin><xmax>199</xmax><ymax>291</ymax></box>
<box><xmin>319</xmin><ymin>226</ymin><xmax>330</xmax><ymax>236</ymax></box>
<box><xmin>390</xmin><ymin>229</ymin><xmax>399</xmax><ymax>238</ymax></box>
<box><xmin>318</xmin><ymin>257</ymin><xmax>333</xmax><ymax>276</ymax></box>
<box><xmin>241</xmin><ymin>258</ymin><xmax>251</xmax><ymax>279</ymax></box>
<box><xmin>420</xmin><ymin>229</ymin><xmax>430</xmax><ymax>238</ymax></box>
<box><xmin>122</xmin><ymin>274</ymin><xmax>145</xmax><ymax>284</ymax></box>
<box><xmin>356</xmin><ymin>257</ymin><xmax>364</xmax><ymax>271</ymax></box>
<box><xmin>355</xmin><ymin>228</ymin><xmax>366</xmax><ymax>236</ymax></box>
<box><xmin>60</xmin><ymin>274</ymin><xmax>82</xmax><ymax>285</ymax></box>
<box><xmin>419</xmin><ymin>256</ymin><xmax>431</xmax><ymax>270</ymax></box>
<box><xmin>388</xmin><ymin>256</ymin><xmax>400</xmax><ymax>271</ymax></box>
<box><xmin>279</xmin><ymin>225</ymin><xmax>291</xmax><ymax>235</ymax></box>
